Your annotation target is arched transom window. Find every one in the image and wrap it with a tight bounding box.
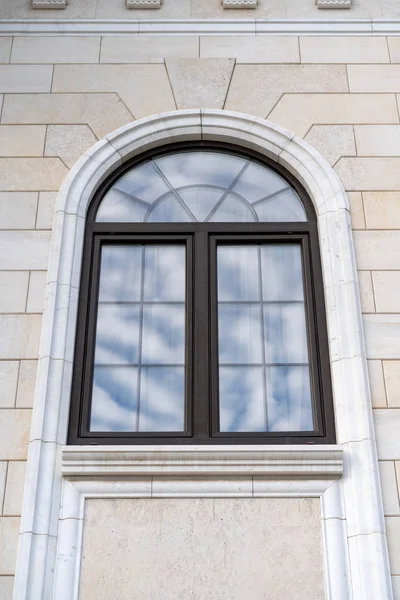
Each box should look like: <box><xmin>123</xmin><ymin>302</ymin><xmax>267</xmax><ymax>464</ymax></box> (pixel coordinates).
<box><xmin>68</xmin><ymin>145</ymin><xmax>335</xmax><ymax>444</ymax></box>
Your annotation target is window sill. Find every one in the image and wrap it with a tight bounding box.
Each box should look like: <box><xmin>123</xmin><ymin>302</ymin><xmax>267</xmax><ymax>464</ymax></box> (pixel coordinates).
<box><xmin>61</xmin><ymin>444</ymin><xmax>343</xmax><ymax>479</ymax></box>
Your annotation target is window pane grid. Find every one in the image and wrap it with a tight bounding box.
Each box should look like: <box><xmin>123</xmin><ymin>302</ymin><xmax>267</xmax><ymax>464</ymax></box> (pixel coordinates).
<box><xmin>217</xmin><ymin>243</ymin><xmax>313</xmax><ymax>434</ymax></box>
<box><xmin>90</xmin><ymin>244</ymin><xmax>186</xmax><ymax>433</ymax></box>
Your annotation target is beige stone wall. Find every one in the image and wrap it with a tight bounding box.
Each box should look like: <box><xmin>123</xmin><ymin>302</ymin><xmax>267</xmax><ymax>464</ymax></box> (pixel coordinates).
<box><xmin>80</xmin><ymin>498</ymin><xmax>323</xmax><ymax>600</ymax></box>
<box><xmin>1</xmin><ymin>0</ymin><xmax>399</xmax><ymax>19</ymax></box>
<box><xmin>1</xmin><ymin>34</ymin><xmax>400</xmax><ymax>599</ymax></box>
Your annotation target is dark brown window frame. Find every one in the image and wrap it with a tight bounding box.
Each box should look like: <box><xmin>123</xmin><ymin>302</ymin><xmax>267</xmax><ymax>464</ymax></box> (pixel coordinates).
<box><xmin>68</xmin><ymin>142</ymin><xmax>336</xmax><ymax>445</ymax></box>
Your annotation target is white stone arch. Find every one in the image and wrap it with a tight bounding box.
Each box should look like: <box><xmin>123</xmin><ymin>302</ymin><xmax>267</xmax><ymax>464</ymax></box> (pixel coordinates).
<box><xmin>13</xmin><ymin>110</ymin><xmax>393</xmax><ymax>600</ymax></box>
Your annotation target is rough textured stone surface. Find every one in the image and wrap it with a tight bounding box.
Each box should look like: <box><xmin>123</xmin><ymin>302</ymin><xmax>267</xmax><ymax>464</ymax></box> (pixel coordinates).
<box><xmin>0</xmin><ymin>272</ymin><xmax>29</xmax><ymax>314</ymax></box>
<box><xmin>226</xmin><ymin>65</ymin><xmax>348</xmax><ymax>120</ymax></box>
<box><xmin>0</xmin><ymin>158</ymin><xmax>67</xmax><ymax>192</ymax></box>
<box><xmin>1</xmin><ymin>93</ymin><xmax>133</xmax><ymax>139</ymax></box>
<box><xmin>165</xmin><ymin>58</ymin><xmax>235</xmax><ymax>109</ymax></box>
<box><xmin>3</xmin><ymin>462</ymin><xmax>26</xmax><ymax>517</ymax></box>
<box><xmin>363</xmin><ymin>192</ymin><xmax>400</xmax><ymax>229</ymax></box>
<box><xmin>268</xmin><ymin>94</ymin><xmax>398</xmax><ymax>137</ymax></box>
<box><xmin>0</xmin><ymin>518</ymin><xmax>20</xmax><ymax>574</ymax></box>
<box><xmin>0</xmin><ymin>410</ymin><xmax>31</xmax><ymax>460</ymax></box>
<box><xmin>300</xmin><ymin>36</ymin><xmax>389</xmax><ymax>63</ymax></box>
<box><xmin>368</xmin><ymin>360</ymin><xmax>387</xmax><ymax>408</ymax></box>
<box><xmin>0</xmin><ymin>65</ymin><xmax>52</xmax><ymax>93</ymax></box>
<box><xmin>305</xmin><ymin>125</ymin><xmax>355</xmax><ymax>166</ymax></box>
<box><xmin>16</xmin><ymin>361</ymin><xmax>37</xmax><ymax>409</ymax></box>
<box><xmin>354</xmin><ymin>231</ymin><xmax>400</xmax><ymax>270</ymax></box>
<box><xmin>80</xmin><ymin>498</ymin><xmax>323</xmax><ymax>600</ymax></box>
<box><xmin>101</xmin><ymin>36</ymin><xmax>199</xmax><ymax>63</ymax></box>
<box><xmin>36</xmin><ymin>192</ymin><xmax>56</xmax><ymax>230</ymax></box>
<box><xmin>0</xmin><ymin>193</ymin><xmax>38</xmax><ymax>229</ymax></box>
<box><xmin>200</xmin><ymin>36</ymin><xmax>299</xmax><ymax>63</ymax></box>
<box><xmin>26</xmin><ymin>272</ymin><xmax>47</xmax><ymax>314</ymax></box>
<box><xmin>335</xmin><ymin>158</ymin><xmax>400</xmax><ymax>191</ymax></box>
<box><xmin>0</xmin><ymin>315</ymin><xmax>42</xmax><ymax>359</ymax></box>
<box><xmin>0</xmin><ymin>126</ymin><xmax>45</xmax><ymax>158</ymax></box>
<box><xmin>0</xmin><ymin>362</ymin><xmax>19</xmax><ymax>409</ymax></box>
<box><xmin>0</xmin><ymin>232</ymin><xmax>50</xmax><ymax>271</ymax></box>
<box><xmin>0</xmin><ymin>0</ymin><xmax>96</xmax><ymax>18</ymax></box>
<box><xmin>45</xmin><ymin>125</ymin><xmax>97</xmax><ymax>168</ymax></box>
<box><xmin>96</xmin><ymin>0</ymin><xmax>191</xmax><ymax>18</ymax></box>
<box><xmin>383</xmin><ymin>361</ymin><xmax>400</xmax><ymax>408</ymax></box>
<box><xmin>52</xmin><ymin>64</ymin><xmax>175</xmax><ymax>118</ymax></box>
<box><xmin>11</xmin><ymin>36</ymin><xmax>100</xmax><ymax>64</ymax></box>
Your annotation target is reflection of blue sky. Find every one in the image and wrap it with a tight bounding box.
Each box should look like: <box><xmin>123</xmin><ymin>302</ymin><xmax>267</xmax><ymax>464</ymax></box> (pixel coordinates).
<box><xmin>144</xmin><ymin>246</ymin><xmax>185</xmax><ymax>301</ymax></box>
<box><xmin>266</xmin><ymin>366</ymin><xmax>313</xmax><ymax>431</ymax></box>
<box><xmin>96</xmin><ymin>151</ymin><xmax>308</xmax><ymax>223</ymax></box>
<box><xmin>154</xmin><ymin>152</ymin><xmax>244</xmax><ymax>189</ymax></box>
<box><xmin>217</xmin><ymin>246</ymin><xmax>259</xmax><ymax>301</ymax></box>
<box><xmin>264</xmin><ymin>303</ymin><xmax>308</xmax><ymax>364</ymax></box>
<box><xmin>94</xmin><ymin>304</ymin><xmax>140</xmax><ymax>365</ymax></box>
<box><xmin>219</xmin><ymin>367</ymin><xmax>266</xmax><ymax>432</ymax></box>
<box><xmin>142</xmin><ymin>304</ymin><xmax>185</xmax><ymax>364</ymax></box>
<box><xmin>139</xmin><ymin>367</ymin><xmax>184</xmax><ymax>431</ymax></box>
<box><xmin>232</xmin><ymin>161</ymin><xmax>287</xmax><ymax>202</ymax></box>
<box><xmin>261</xmin><ymin>245</ymin><xmax>304</xmax><ymax>301</ymax></box>
<box><xmin>91</xmin><ymin>243</ymin><xmax>186</xmax><ymax>433</ymax></box>
<box><xmin>99</xmin><ymin>246</ymin><xmax>142</xmax><ymax>302</ymax></box>
<box><xmin>218</xmin><ymin>304</ymin><xmax>262</xmax><ymax>364</ymax></box>
<box><xmin>217</xmin><ymin>243</ymin><xmax>313</xmax><ymax>433</ymax></box>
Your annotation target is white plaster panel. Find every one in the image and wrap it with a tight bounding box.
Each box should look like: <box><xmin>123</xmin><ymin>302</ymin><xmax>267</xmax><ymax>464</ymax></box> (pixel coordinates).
<box><xmin>0</xmin><ymin>192</ymin><xmax>38</xmax><ymax>230</ymax></box>
<box><xmin>374</xmin><ymin>409</ymin><xmax>400</xmax><ymax>460</ymax></box>
<box><xmin>11</xmin><ymin>37</ymin><xmax>100</xmax><ymax>64</ymax></box>
<box><xmin>0</xmin><ymin>65</ymin><xmax>52</xmax><ymax>93</ymax></box>
<box><xmin>0</xmin><ymin>232</ymin><xmax>50</xmax><ymax>271</ymax></box>
<box><xmin>0</xmin><ymin>272</ymin><xmax>29</xmax><ymax>314</ymax></box>
<box><xmin>0</xmin><ymin>361</ymin><xmax>19</xmax><ymax>408</ymax></box>
<box><xmin>0</xmin><ymin>315</ymin><xmax>42</xmax><ymax>360</ymax></box>
<box><xmin>80</xmin><ymin>498</ymin><xmax>324</xmax><ymax>600</ymax></box>
<box><xmin>364</xmin><ymin>315</ymin><xmax>400</xmax><ymax>359</ymax></box>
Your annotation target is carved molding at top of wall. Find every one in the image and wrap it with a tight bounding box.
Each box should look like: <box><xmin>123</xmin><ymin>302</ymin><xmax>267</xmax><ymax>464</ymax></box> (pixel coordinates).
<box><xmin>316</xmin><ymin>0</ymin><xmax>351</xmax><ymax>8</ymax></box>
<box><xmin>31</xmin><ymin>0</ymin><xmax>67</xmax><ymax>8</ymax></box>
<box><xmin>222</xmin><ymin>0</ymin><xmax>258</xmax><ymax>7</ymax></box>
<box><xmin>126</xmin><ymin>0</ymin><xmax>162</xmax><ymax>8</ymax></box>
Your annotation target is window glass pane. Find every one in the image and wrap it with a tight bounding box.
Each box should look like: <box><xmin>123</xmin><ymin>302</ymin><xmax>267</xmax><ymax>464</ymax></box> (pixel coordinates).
<box><xmin>217</xmin><ymin>243</ymin><xmax>313</xmax><ymax>433</ymax></box>
<box><xmin>96</xmin><ymin>152</ymin><xmax>308</xmax><ymax>223</ymax></box>
<box><xmin>90</xmin><ymin>243</ymin><xmax>186</xmax><ymax>432</ymax></box>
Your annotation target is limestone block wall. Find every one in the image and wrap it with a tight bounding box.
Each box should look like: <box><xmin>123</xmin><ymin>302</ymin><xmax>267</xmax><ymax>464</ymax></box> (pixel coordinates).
<box><xmin>0</xmin><ymin>33</ymin><xmax>400</xmax><ymax>599</ymax></box>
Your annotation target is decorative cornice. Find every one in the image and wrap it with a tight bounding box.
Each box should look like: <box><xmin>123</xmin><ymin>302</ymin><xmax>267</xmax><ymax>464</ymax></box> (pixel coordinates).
<box><xmin>126</xmin><ymin>0</ymin><xmax>162</xmax><ymax>8</ymax></box>
<box><xmin>62</xmin><ymin>445</ymin><xmax>344</xmax><ymax>478</ymax></box>
<box><xmin>317</xmin><ymin>0</ymin><xmax>351</xmax><ymax>8</ymax></box>
<box><xmin>1</xmin><ymin>18</ymin><xmax>400</xmax><ymax>36</ymax></box>
<box><xmin>31</xmin><ymin>0</ymin><xmax>67</xmax><ymax>7</ymax></box>
<box><xmin>222</xmin><ymin>0</ymin><xmax>258</xmax><ymax>8</ymax></box>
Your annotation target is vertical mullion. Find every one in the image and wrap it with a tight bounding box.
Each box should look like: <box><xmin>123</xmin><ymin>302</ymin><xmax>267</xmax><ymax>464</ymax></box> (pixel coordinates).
<box><xmin>135</xmin><ymin>245</ymin><xmax>145</xmax><ymax>432</ymax></box>
<box><xmin>193</xmin><ymin>231</ymin><xmax>210</xmax><ymax>438</ymax></box>
<box><xmin>257</xmin><ymin>245</ymin><xmax>269</xmax><ymax>432</ymax></box>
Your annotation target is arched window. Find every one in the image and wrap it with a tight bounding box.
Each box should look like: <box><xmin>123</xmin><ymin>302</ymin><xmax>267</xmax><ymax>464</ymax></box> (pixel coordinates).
<box><xmin>68</xmin><ymin>143</ymin><xmax>335</xmax><ymax>444</ymax></box>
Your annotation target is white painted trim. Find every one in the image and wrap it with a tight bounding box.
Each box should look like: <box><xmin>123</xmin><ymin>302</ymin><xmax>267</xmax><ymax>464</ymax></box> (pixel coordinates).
<box><xmin>53</xmin><ymin>469</ymin><xmax>347</xmax><ymax>600</ymax></box>
<box><xmin>1</xmin><ymin>18</ymin><xmax>400</xmax><ymax>36</ymax></box>
<box><xmin>61</xmin><ymin>445</ymin><xmax>344</xmax><ymax>477</ymax></box>
<box><xmin>13</xmin><ymin>109</ymin><xmax>393</xmax><ymax>600</ymax></box>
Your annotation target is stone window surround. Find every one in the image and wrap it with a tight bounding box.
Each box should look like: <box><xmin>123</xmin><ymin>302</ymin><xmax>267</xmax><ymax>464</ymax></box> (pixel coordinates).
<box><xmin>12</xmin><ymin>109</ymin><xmax>393</xmax><ymax>600</ymax></box>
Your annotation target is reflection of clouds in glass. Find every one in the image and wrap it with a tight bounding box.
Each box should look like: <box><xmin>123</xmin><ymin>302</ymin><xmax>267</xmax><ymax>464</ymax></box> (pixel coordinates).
<box><xmin>217</xmin><ymin>246</ymin><xmax>259</xmax><ymax>301</ymax></box>
<box><xmin>142</xmin><ymin>304</ymin><xmax>185</xmax><ymax>364</ymax></box>
<box><xmin>266</xmin><ymin>366</ymin><xmax>313</xmax><ymax>431</ymax></box>
<box><xmin>255</xmin><ymin>189</ymin><xmax>307</xmax><ymax>222</ymax></box>
<box><xmin>209</xmin><ymin>194</ymin><xmax>255</xmax><ymax>222</ymax></box>
<box><xmin>155</xmin><ymin>152</ymin><xmax>245</xmax><ymax>189</ymax></box>
<box><xmin>219</xmin><ymin>367</ymin><xmax>265</xmax><ymax>432</ymax></box>
<box><xmin>139</xmin><ymin>367</ymin><xmax>185</xmax><ymax>431</ymax></box>
<box><xmin>218</xmin><ymin>304</ymin><xmax>262</xmax><ymax>364</ymax></box>
<box><xmin>144</xmin><ymin>246</ymin><xmax>185</xmax><ymax>301</ymax></box>
<box><xmin>146</xmin><ymin>193</ymin><xmax>192</xmax><ymax>223</ymax></box>
<box><xmin>179</xmin><ymin>187</ymin><xmax>223</xmax><ymax>222</ymax></box>
<box><xmin>99</xmin><ymin>245</ymin><xmax>142</xmax><ymax>302</ymax></box>
<box><xmin>233</xmin><ymin>162</ymin><xmax>288</xmax><ymax>202</ymax></box>
<box><xmin>96</xmin><ymin>151</ymin><xmax>308</xmax><ymax>224</ymax></box>
<box><xmin>90</xmin><ymin>366</ymin><xmax>138</xmax><ymax>431</ymax></box>
<box><xmin>261</xmin><ymin>245</ymin><xmax>304</xmax><ymax>302</ymax></box>
<box><xmin>96</xmin><ymin>189</ymin><xmax>148</xmax><ymax>222</ymax></box>
<box><xmin>264</xmin><ymin>303</ymin><xmax>308</xmax><ymax>364</ymax></box>
<box><xmin>94</xmin><ymin>305</ymin><xmax>140</xmax><ymax>365</ymax></box>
